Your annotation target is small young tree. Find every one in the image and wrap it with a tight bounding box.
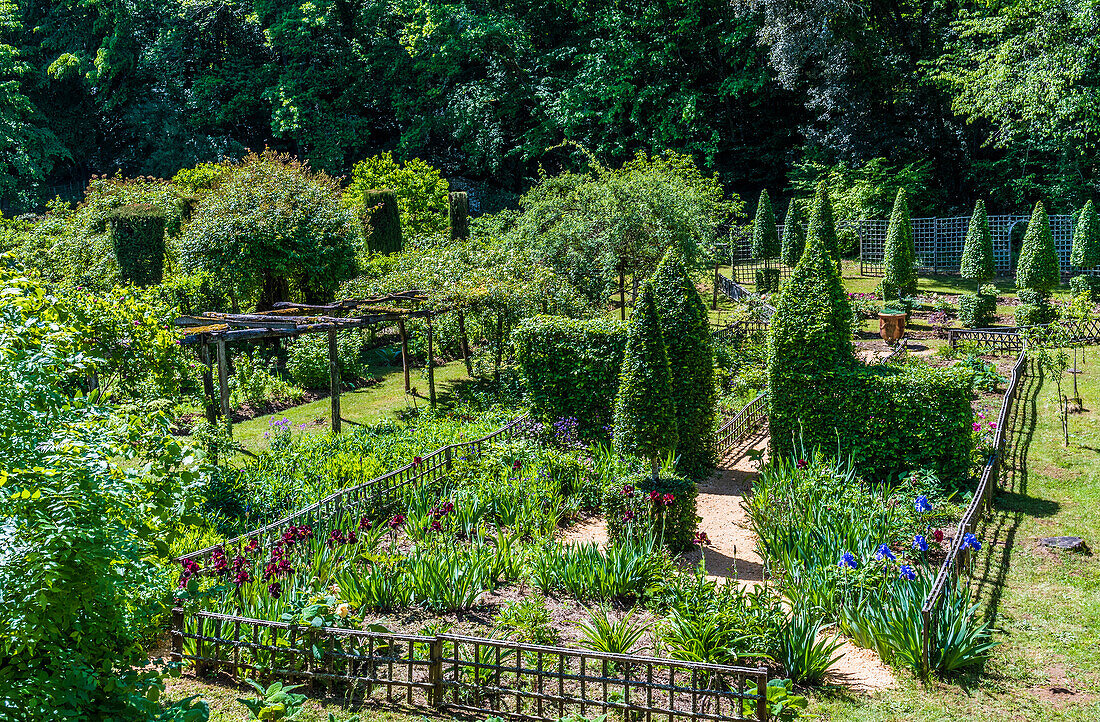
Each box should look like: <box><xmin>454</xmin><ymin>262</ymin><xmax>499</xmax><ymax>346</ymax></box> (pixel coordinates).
<box><xmin>651</xmin><ymin>248</ymin><xmax>717</xmax><ymax>480</ymax></box>
<box><xmin>781</xmin><ymin>198</ymin><xmax>806</xmax><ymax>267</ymax></box>
<box><xmin>768</xmin><ymin>191</ymin><xmax>854</xmax><ymax>459</ymax></box>
<box><xmin>881</xmin><ymin>188</ymin><xmax>918</xmax><ymax>299</ymax></box>
<box><xmin>807</xmin><ymin>181</ymin><xmax>841</xmax><ymax>274</ymax></box>
<box><xmin>614</xmin><ymin>283</ymin><xmax>678</xmax><ymax>482</ymax></box>
<box><xmin>960</xmin><ymin>199</ymin><xmax>995</xmax><ymax>282</ymax></box>
<box><xmin>1016</xmin><ymin>201</ymin><xmax>1061</xmax><ymax>294</ymax></box>
<box><xmin>1071</xmin><ymin>200</ymin><xmax>1100</xmax><ymax>270</ymax></box>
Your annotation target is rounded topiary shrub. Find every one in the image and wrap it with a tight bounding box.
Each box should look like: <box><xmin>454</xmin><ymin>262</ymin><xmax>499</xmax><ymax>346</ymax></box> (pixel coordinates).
<box><xmin>1015</xmin><ymin>301</ymin><xmax>1054</xmax><ymax>327</ymax></box>
<box><xmin>1069</xmin><ymin>274</ymin><xmax>1100</xmax><ymax>301</ymax></box>
<box><xmin>958</xmin><ymin>287</ymin><xmax>997</xmax><ymax>328</ymax></box>
<box><xmin>604</xmin><ymin>473</ymin><xmax>699</xmax><ymax>552</ymax></box>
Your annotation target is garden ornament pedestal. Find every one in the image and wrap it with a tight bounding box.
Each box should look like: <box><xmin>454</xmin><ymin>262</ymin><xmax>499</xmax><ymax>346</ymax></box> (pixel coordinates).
<box><xmin>878</xmin><ymin>312</ymin><xmax>907</xmax><ymax>344</ymax></box>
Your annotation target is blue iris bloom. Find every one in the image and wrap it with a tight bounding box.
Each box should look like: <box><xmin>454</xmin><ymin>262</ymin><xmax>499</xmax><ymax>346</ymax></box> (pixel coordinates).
<box><xmin>915</xmin><ymin>495</ymin><xmax>933</xmax><ymax>514</ymax></box>
<box><xmin>899</xmin><ymin>565</ymin><xmax>916</xmax><ymax>580</ymax></box>
<box><xmin>913</xmin><ymin>535</ymin><xmax>928</xmax><ymax>552</ymax></box>
<box><xmin>963</xmin><ymin>533</ymin><xmax>981</xmax><ymax>551</ymax></box>
<box><xmin>875</xmin><ymin>544</ymin><xmax>896</xmax><ymax>561</ymax></box>
<box><xmin>839</xmin><ymin>551</ymin><xmax>857</xmax><ymax>569</ymax></box>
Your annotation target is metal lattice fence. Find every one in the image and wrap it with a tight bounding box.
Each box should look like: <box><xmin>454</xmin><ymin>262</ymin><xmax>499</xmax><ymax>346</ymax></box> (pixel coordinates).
<box><xmin>859</xmin><ymin>214</ymin><xmax>1094</xmax><ymax>277</ymax></box>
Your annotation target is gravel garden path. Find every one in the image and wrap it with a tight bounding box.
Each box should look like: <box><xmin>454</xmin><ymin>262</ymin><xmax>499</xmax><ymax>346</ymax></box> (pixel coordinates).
<box><xmin>699</xmin><ymin>429</ymin><xmax>898</xmax><ymax>694</ymax></box>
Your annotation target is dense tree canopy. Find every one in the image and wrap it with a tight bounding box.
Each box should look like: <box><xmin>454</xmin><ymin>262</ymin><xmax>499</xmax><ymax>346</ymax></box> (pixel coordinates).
<box><xmin>3</xmin><ymin>0</ymin><xmax>1098</xmax><ymax>215</ymax></box>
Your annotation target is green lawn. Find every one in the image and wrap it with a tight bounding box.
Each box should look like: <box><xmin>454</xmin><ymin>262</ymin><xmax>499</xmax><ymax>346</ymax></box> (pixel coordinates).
<box><xmin>229</xmin><ymin>360</ymin><xmax>472</xmax><ymax>452</ymax></box>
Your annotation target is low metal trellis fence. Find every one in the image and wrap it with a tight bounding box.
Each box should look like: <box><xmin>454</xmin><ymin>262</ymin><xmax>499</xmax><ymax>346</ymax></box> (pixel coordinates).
<box><xmin>919</xmin><ymin>349</ymin><xmax>1027</xmax><ymax>671</ymax></box>
<box><xmin>717</xmin><ymin>392</ymin><xmax>767</xmax><ymax>457</ymax></box>
<box><xmin>171</xmin><ymin>610</ymin><xmax>771</xmax><ymax>721</ymax></box>
<box><xmin>949</xmin><ymin>317</ymin><xmax>1100</xmax><ymax>353</ymax></box>
<box><xmin>178</xmin><ymin>415</ymin><xmax>529</xmax><ymax>570</ymax></box>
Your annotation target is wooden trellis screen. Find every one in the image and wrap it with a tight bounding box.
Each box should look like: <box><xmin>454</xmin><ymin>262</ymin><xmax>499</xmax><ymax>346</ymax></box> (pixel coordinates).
<box><xmin>949</xmin><ymin>318</ymin><xmax>1100</xmax><ymax>353</ymax></box>
<box><xmin>716</xmin><ymin>392</ymin><xmax>767</xmax><ymax>457</ymax></box>
<box><xmin>171</xmin><ymin>610</ymin><xmax>770</xmax><ymax>721</ymax></box>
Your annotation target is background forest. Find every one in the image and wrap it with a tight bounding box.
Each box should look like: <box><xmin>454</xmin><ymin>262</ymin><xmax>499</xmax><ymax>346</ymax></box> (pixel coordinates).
<box><xmin>2</xmin><ymin>0</ymin><xmax>1098</xmax><ymax>215</ymax></box>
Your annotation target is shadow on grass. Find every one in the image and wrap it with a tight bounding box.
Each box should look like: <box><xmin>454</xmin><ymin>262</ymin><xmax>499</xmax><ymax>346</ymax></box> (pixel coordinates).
<box><xmin>971</xmin><ymin>360</ymin><xmax>1044</xmax><ymax>628</ymax></box>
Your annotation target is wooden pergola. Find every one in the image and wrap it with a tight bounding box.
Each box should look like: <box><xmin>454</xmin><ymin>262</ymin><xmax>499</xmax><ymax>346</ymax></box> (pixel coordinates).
<box><xmin>176</xmin><ymin>290</ymin><xmax>469</xmax><ymax>433</ymax></box>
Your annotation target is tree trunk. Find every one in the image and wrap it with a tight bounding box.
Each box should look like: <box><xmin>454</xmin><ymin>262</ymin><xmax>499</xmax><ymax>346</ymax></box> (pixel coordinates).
<box><xmin>257</xmin><ymin>273</ymin><xmax>290</xmax><ymax>311</ymax></box>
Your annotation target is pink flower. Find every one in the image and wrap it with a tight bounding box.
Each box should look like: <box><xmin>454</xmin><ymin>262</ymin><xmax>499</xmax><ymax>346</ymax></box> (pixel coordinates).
<box><xmin>661</xmin><ymin>493</ymin><xmax>675</xmax><ymax>507</ymax></box>
<box><xmin>989</xmin><ymin>422</ymin><xmax>997</xmax><ymax>430</ymax></box>
<box><xmin>796</xmin><ymin>459</ymin><xmax>808</xmax><ymax>469</ymax></box>
<box><xmin>621</xmin><ymin>484</ymin><xmax>635</xmax><ymax>498</ymax></box>
<box><xmin>693</xmin><ymin>531</ymin><xmax>711</xmax><ymax>547</ymax></box>
<box><xmin>972</xmin><ymin>423</ymin><xmax>981</xmax><ymax>431</ymax></box>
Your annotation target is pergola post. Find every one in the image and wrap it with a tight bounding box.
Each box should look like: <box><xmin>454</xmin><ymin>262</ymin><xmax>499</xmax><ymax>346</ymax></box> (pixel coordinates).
<box><xmin>216</xmin><ymin>338</ymin><xmax>231</xmax><ymax>435</ymax></box>
<box><xmin>397</xmin><ymin>317</ymin><xmax>410</xmax><ymax>392</ymax></box>
<box><xmin>426</xmin><ymin>310</ymin><xmax>437</xmax><ymax>408</ymax></box>
<box><xmin>200</xmin><ymin>339</ymin><xmax>216</xmax><ymax>424</ymax></box>
<box><xmin>456</xmin><ymin>309</ymin><xmax>472</xmax><ymax>374</ymax></box>
<box><xmin>328</xmin><ymin>328</ymin><xmax>341</xmax><ymax>433</ymax></box>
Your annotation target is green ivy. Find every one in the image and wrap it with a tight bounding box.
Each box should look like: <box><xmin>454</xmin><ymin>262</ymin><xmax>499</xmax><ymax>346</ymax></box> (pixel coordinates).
<box><xmin>512</xmin><ymin>315</ymin><xmax>627</xmax><ymax>438</ymax></box>
<box><xmin>651</xmin><ymin>248</ymin><xmax>717</xmax><ymax>480</ymax></box>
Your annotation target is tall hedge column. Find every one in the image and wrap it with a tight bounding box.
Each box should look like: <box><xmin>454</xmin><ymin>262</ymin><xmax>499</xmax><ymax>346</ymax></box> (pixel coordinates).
<box><xmin>448</xmin><ymin>191</ymin><xmax>469</xmax><ymax>241</ymax></box>
<box><xmin>652</xmin><ymin>248</ymin><xmax>717</xmax><ymax>479</ymax></box>
<box><xmin>781</xmin><ymin>198</ymin><xmax>806</xmax><ymax>268</ymax></box>
<box><xmin>880</xmin><ymin>188</ymin><xmax>917</xmax><ymax>300</ymax></box>
<box><xmin>614</xmin><ymin>284</ymin><xmax>678</xmax><ymax>482</ymax></box>
<box><xmin>1015</xmin><ymin>201</ymin><xmax>1060</xmax><ymax>325</ymax></box>
<box><xmin>807</xmin><ymin>181</ymin><xmax>842</xmax><ymax>275</ymax></box>
<box><xmin>751</xmin><ymin>190</ymin><xmax>781</xmax><ymax>292</ymax></box>
<box><xmin>106</xmin><ymin>204</ymin><xmax>167</xmax><ymax>286</ymax></box>
<box><xmin>959</xmin><ymin>200</ymin><xmax>997</xmax><ymax>327</ymax></box>
<box><xmin>767</xmin><ymin>183</ymin><xmax>854</xmax><ymax>460</ymax></box>
<box><xmin>363</xmin><ymin>189</ymin><xmax>403</xmax><ymax>254</ymax></box>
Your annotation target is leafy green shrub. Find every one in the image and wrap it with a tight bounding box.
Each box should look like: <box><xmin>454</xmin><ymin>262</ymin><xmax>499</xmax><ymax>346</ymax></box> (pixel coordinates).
<box><xmin>651</xmin><ymin>249</ymin><xmax>717</xmax><ymax>479</ymax></box>
<box><xmin>605</xmin><ymin>473</ymin><xmax>698</xmax><ymax>552</ymax></box>
<box><xmin>767</xmin><ymin>185</ymin><xmax>854</xmax><ymax>461</ymax></box>
<box><xmin>178</xmin><ymin>151</ymin><xmax>358</xmax><ymax>310</ymax></box>
<box><xmin>806</xmin><ymin>181</ymin><xmax>841</xmax><ymax>272</ymax></box>
<box><xmin>1071</xmin><ymin>200</ymin><xmax>1100</xmax><ymax>270</ymax></box>
<box><xmin>880</xmin><ymin>188</ymin><xmax>917</xmax><ymax>300</ymax></box>
<box><xmin>344</xmin><ymin>152</ymin><xmax>449</xmax><ymax>236</ymax></box>
<box><xmin>238</xmin><ymin>680</ymin><xmax>306</xmax><ymax>721</ymax></box>
<box><xmin>1015</xmin><ymin>301</ymin><xmax>1054</xmax><ymax>327</ymax></box>
<box><xmin>958</xmin><ymin>286</ymin><xmax>997</xmax><ymax>328</ymax></box>
<box><xmin>513</xmin><ymin>316</ymin><xmax>627</xmax><ymax>438</ymax></box>
<box><xmin>156</xmin><ymin>271</ymin><xmax>231</xmax><ymax>315</ymax></box>
<box><xmin>361</xmin><ymin>189</ymin><xmax>403</xmax><ymax>255</ymax></box>
<box><xmin>957</xmin><ymin>355</ymin><xmax>1005</xmax><ymax>393</ymax></box>
<box><xmin>657</xmin><ymin>575</ymin><xmax>783</xmax><ymax>663</ymax></box>
<box><xmin>780</xmin><ymin>198</ymin><xmax>806</xmax><ymax>267</ymax></box>
<box><xmin>1016</xmin><ymin>201</ymin><xmax>1060</xmax><ymax>295</ymax></box>
<box><xmin>285</xmin><ymin>330</ymin><xmax>365</xmax><ymax>389</ymax></box>
<box><xmin>754</xmin><ymin>267</ymin><xmax>781</xmax><ymax>292</ymax></box>
<box><xmin>229</xmin><ymin>354</ymin><xmax>304</xmax><ymax>408</ymax></box>
<box><xmin>744</xmin><ymin>679</ymin><xmax>808</xmax><ymax>722</ymax></box>
<box><xmin>960</xmin><ymin>199</ymin><xmax>995</xmax><ymax>282</ymax></box>
<box><xmin>614</xmin><ymin>284</ymin><xmax>678</xmax><ymax>480</ymax></box>
<box><xmin>107</xmin><ymin>204</ymin><xmax>167</xmax><ymax>286</ymax></box>
<box><xmin>752</xmin><ymin>190</ymin><xmax>780</xmax><ymax>261</ymax></box>
<box><xmin>1069</xmin><ymin>274</ymin><xmax>1100</xmax><ymax>301</ymax></box>
<box><xmin>495</xmin><ymin>597</ymin><xmax>558</xmax><ymax>644</ymax></box>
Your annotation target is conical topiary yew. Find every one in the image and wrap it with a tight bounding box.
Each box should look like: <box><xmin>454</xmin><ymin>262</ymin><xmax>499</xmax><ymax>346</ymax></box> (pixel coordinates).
<box><xmin>752</xmin><ymin>190</ymin><xmax>781</xmax><ymax>261</ymax></box>
<box><xmin>807</xmin><ymin>181</ymin><xmax>841</xmax><ymax>274</ymax></box>
<box><xmin>781</xmin><ymin>198</ymin><xmax>806</xmax><ymax>267</ymax></box>
<box><xmin>614</xmin><ymin>283</ymin><xmax>678</xmax><ymax>481</ymax></box>
<box><xmin>767</xmin><ymin>188</ymin><xmax>854</xmax><ymax>459</ymax></box>
<box><xmin>1071</xmin><ymin>200</ymin><xmax>1100</xmax><ymax>270</ymax></box>
<box><xmin>881</xmin><ymin>188</ymin><xmax>918</xmax><ymax>299</ymax></box>
<box><xmin>651</xmin><ymin>248</ymin><xmax>717</xmax><ymax>480</ymax></box>
<box><xmin>1016</xmin><ymin>201</ymin><xmax>1060</xmax><ymax>295</ymax></box>
<box><xmin>960</xmin><ymin>200</ymin><xmax>995</xmax><ymax>282</ymax></box>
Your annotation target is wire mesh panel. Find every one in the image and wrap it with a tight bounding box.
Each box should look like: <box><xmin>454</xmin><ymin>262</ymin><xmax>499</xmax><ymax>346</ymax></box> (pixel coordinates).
<box><xmin>438</xmin><ymin>635</ymin><xmax>768</xmax><ymax>722</ymax></box>
<box><xmin>858</xmin><ymin>220</ymin><xmax>890</xmax><ymax>275</ymax></box>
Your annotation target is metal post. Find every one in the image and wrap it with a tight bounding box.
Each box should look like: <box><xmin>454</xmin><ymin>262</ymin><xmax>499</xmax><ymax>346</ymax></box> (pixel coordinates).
<box><xmin>171</xmin><ymin>607</ymin><xmax>184</xmax><ymax>664</ymax></box>
<box><xmin>328</xmin><ymin>328</ymin><xmax>341</xmax><ymax>433</ymax></box>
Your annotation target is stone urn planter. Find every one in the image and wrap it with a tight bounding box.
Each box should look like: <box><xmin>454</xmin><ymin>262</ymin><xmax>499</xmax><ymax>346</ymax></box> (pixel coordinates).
<box><xmin>878</xmin><ymin>311</ymin><xmax>907</xmax><ymax>344</ymax></box>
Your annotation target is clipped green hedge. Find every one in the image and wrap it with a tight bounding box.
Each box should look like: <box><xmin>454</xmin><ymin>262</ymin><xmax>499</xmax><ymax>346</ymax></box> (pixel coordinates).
<box><xmin>1017</xmin><ymin>201</ymin><xmax>1060</xmax><ymax>294</ymax></box>
<box><xmin>752</xmin><ymin>189</ymin><xmax>780</xmax><ymax>261</ymax></box>
<box><xmin>1015</xmin><ymin>301</ymin><xmax>1054</xmax><ymax>327</ymax></box>
<box><xmin>448</xmin><ymin>191</ymin><xmax>469</xmax><ymax>241</ymax></box>
<box><xmin>513</xmin><ymin>315</ymin><xmax>627</xmax><ymax>437</ymax></box>
<box><xmin>604</xmin><ymin>473</ymin><xmax>699</xmax><ymax>552</ymax></box>
<box><xmin>106</xmin><ymin>204</ymin><xmax>166</xmax><ymax>286</ymax></box>
<box><xmin>837</xmin><ymin>364</ymin><xmax>975</xmax><ymax>485</ymax></box>
<box><xmin>958</xmin><ymin>286</ymin><xmax>997</xmax><ymax>328</ymax></box>
<box><xmin>881</xmin><ymin>189</ymin><xmax>918</xmax><ymax>299</ymax></box>
<box><xmin>960</xmin><ymin>200</ymin><xmax>995</xmax><ymax>282</ymax></box>
<box><xmin>755</xmin><ymin>267</ymin><xmax>781</xmax><ymax>292</ymax></box>
<box><xmin>1070</xmin><ymin>274</ymin><xmax>1100</xmax><ymax>301</ymax></box>
<box><xmin>781</xmin><ymin>198</ymin><xmax>806</xmax><ymax>267</ymax></box>
<box><xmin>363</xmin><ymin>189</ymin><xmax>403</xmax><ymax>254</ymax></box>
